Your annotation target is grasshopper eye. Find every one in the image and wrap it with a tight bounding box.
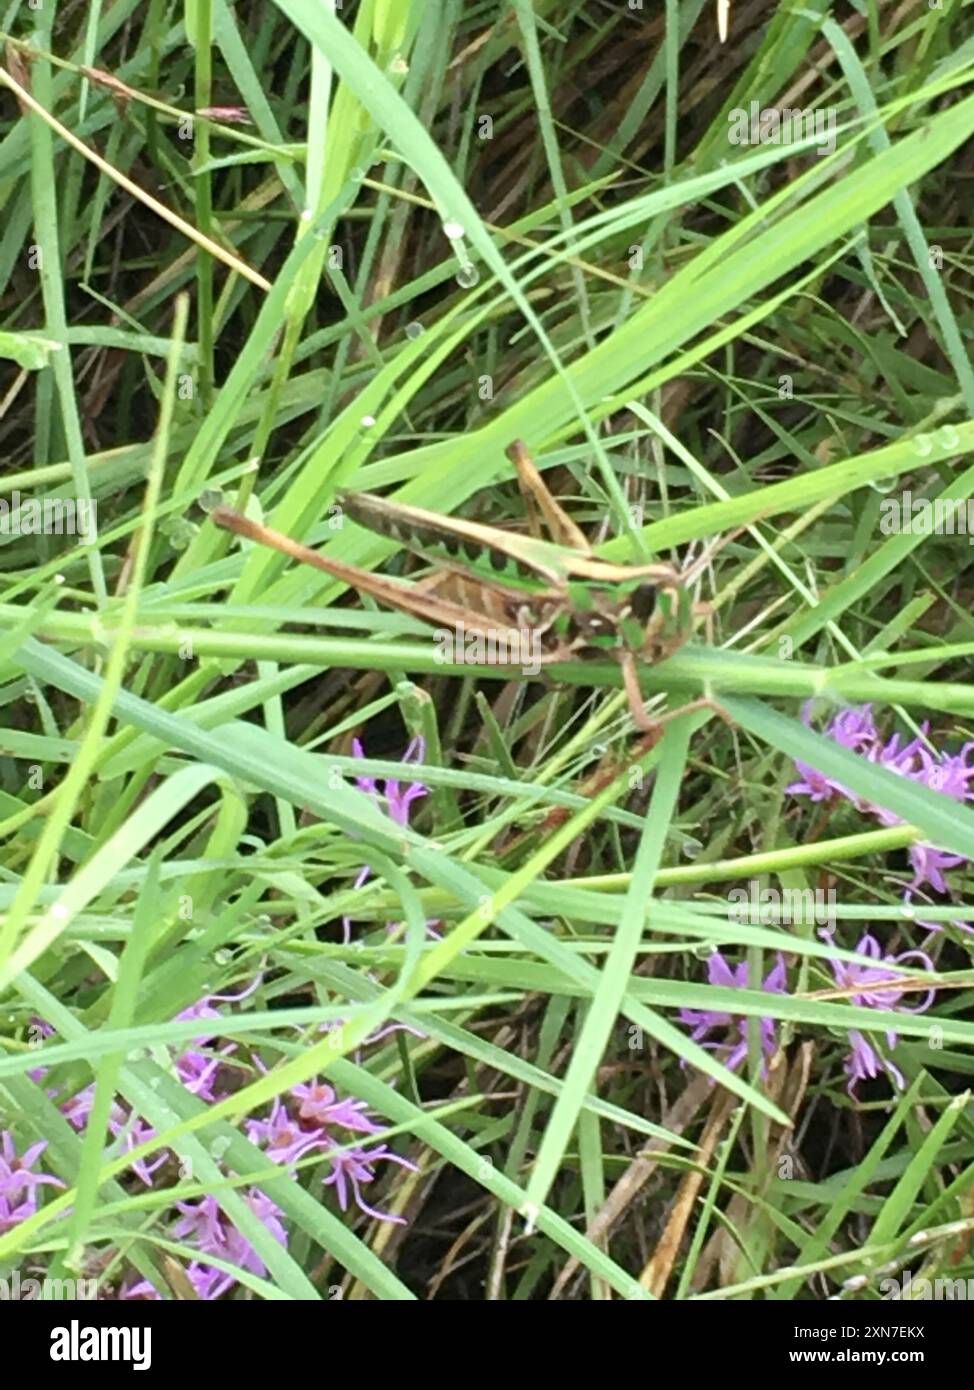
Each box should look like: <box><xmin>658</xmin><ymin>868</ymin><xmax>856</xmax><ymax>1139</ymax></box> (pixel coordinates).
<box><xmin>630</xmin><ymin>583</ymin><xmax>657</xmax><ymax>623</ymax></box>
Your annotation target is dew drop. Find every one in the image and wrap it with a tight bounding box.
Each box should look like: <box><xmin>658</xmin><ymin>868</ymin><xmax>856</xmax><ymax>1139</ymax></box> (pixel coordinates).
<box><xmin>210</xmin><ymin>1136</ymin><xmax>231</xmax><ymax>1159</ymax></box>
<box><xmin>842</xmin><ymin>1274</ymin><xmax>869</xmax><ymax>1292</ymax></box>
<box><xmin>442</xmin><ymin>220</ymin><xmax>465</xmax><ymax>241</ymax></box>
<box><xmin>868</xmin><ymin>476</ymin><xmax>896</xmax><ymax>494</ymax></box>
<box><xmin>455</xmin><ymin>265</ymin><xmax>480</xmax><ymax>288</ymax></box>
<box><xmin>349</xmin><ymin>167</ymin><xmax>365</xmax><ymax>183</ymax></box>
<box><xmin>937</xmin><ymin>424</ymin><xmax>960</xmax><ymax>450</ymax></box>
<box><xmin>914</xmin><ymin>433</ymin><xmax>934</xmax><ymax>457</ymax></box>
<box><xmin>682</xmin><ymin>837</ymin><xmax>703</xmax><ymax>860</ymax></box>
<box><xmin>693</xmin><ymin>942</ymin><xmax>715</xmax><ymax>961</ymax></box>
<box><xmin>198</xmin><ymin>488</ymin><xmax>223</xmax><ymax>514</ymax></box>
<box><xmin>165</xmin><ymin>517</ymin><xmax>196</xmax><ymax>551</ymax></box>
<box><xmin>214</xmin><ymin>948</ymin><xmax>232</xmax><ymax>965</ymax></box>
<box><xmin>405</xmin><ymin>322</ymin><xmax>424</xmax><ymax>340</ymax></box>
<box><xmin>360</xmin><ymin>414</ymin><xmax>376</xmax><ymax>428</ymax></box>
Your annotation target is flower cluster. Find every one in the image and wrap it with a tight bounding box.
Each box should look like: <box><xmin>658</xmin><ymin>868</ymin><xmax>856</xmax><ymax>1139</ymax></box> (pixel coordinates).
<box><xmin>788</xmin><ymin>703</ymin><xmax>974</xmax><ymax>907</ymax></box>
<box><xmin>246</xmin><ymin>1082</ymin><xmax>417</xmax><ymax>1223</ymax></box>
<box><xmin>0</xmin><ymin>1130</ymin><xmax>63</xmax><ymax>1235</ymax></box>
<box><xmin>55</xmin><ymin>981</ymin><xmax>257</xmax><ymax>1188</ymax></box>
<box><xmin>21</xmin><ymin>983</ymin><xmax>413</xmax><ymax>1297</ymax></box>
<box><xmin>125</xmin><ymin>1189</ymin><xmax>288</xmax><ymax>1301</ymax></box>
<box><xmin>677</xmin><ymin>951</ymin><xmax>787</xmax><ymax>1076</ymax></box>
<box><xmin>825</xmin><ymin>932</ymin><xmax>935</xmax><ymax>1093</ymax></box>
<box><xmin>676</xmin><ymin>934</ymin><xmax>935</xmax><ymax>1099</ymax></box>
<box><xmin>10</xmin><ymin>736</ymin><xmax>428</xmax><ymax>1297</ymax></box>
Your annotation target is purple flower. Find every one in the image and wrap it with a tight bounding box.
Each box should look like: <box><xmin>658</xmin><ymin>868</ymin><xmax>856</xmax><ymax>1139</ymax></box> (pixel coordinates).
<box><xmin>170</xmin><ymin>977</ymin><xmax>261</xmax><ymax>1102</ymax></box>
<box><xmin>345</xmin><ymin>736</ymin><xmax>434</xmax><ymax>944</ymax></box>
<box><xmin>111</xmin><ymin>1112</ymin><xmax>168</xmax><ymax>1187</ymax></box>
<box><xmin>291</xmin><ymin>1079</ymin><xmax>383</xmax><ymax>1135</ymax></box>
<box><xmin>62</xmin><ymin>1084</ymin><xmax>167</xmax><ymax>1187</ymax></box>
<box><xmin>245</xmin><ymin>1096</ymin><xmax>329</xmax><ymax>1167</ymax></box>
<box><xmin>352</xmin><ymin>735</ymin><xmax>428</xmax><ymax>827</ymax></box>
<box><xmin>244</xmin><ymin>1069</ymin><xmax>416</xmax><ymax>1223</ymax></box>
<box><xmin>789</xmin><ymin>706</ymin><xmax>974</xmax><ymax>912</ymax></box>
<box><xmin>170</xmin><ymin>1190</ymin><xmax>288</xmax><ymax>1299</ymax></box>
<box><xmin>787</xmin><ymin>702</ymin><xmax>879</xmax><ymax>803</ymax></box>
<box><xmin>0</xmin><ymin>1132</ymin><xmax>64</xmax><ymax>1233</ymax></box>
<box><xmin>321</xmin><ymin>1140</ymin><xmax>418</xmax><ymax>1224</ymax></box>
<box><xmin>827</xmin><ymin>932</ymin><xmax>935</xmax><ymax>1094</ymax></box>
<box><xmin>57</xmin><ymin>978</ymin><xmax>264</xmax><ymax>1191</ymax></box>
<box><xmin>920</xmin><ymin>741</ymin><xmax>974</xmax><ymax>799</ymax></box>
<box><xmin>678</xmin><ymin>952</ymin><xmax>787</xmax><ymax>1075</ymax></box>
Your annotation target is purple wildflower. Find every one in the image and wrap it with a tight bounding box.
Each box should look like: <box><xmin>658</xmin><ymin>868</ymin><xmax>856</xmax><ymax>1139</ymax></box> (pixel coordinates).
<box><xmin>0</xmin><ymin>1132</ymin><xmax>64</xmax><ymax>1234</ymax></box>
<box><xmin>678</xmin><ymin>952</ymin><xmax>787</xmax><ymax>1075</ymax></box>
<box><xmin>170</xmin><ymin>1190</ymin><xmax>288</xmax><ymax>1299</ymax></box>
<box><xmin>291</xmin><ymin>1079</ymin><xmax>383</xmax><ymax>1135</ymax></box>
<box><xmin>345</xmin><ymin>736</ymin><xmax>435</xmax><ymax>944</ymax></box>
<box><xmin>57</xmin><ymin>978</ymin><xmax>263</xmax><ymax>1192</ymax></box>
<box><xmin>352</xmin><ymin>735</ymin><xmax>428</xmax><ymax>827</ymax></box>
<box><xmin>244</xmin><ymin>1077</ymin><xmax>415</xmax><ymax>1223</ymax></box>
<box><xmin>244</xmin><ymin>1095</ymin><xmax>329</xmax><ymax>1167</ymax></box>
<box><xmin>61</xmin><ymin>1087</ymin><xmax>167</xmax><ymax>1187</ymax></box>
<box><xmin>788</xmin><ymin>706</ymin><xmax>974</xmax><ymax>914</ymax></box>
<box><xmin>787</xmin><ymin>702</ymin><xmax>878</xmax><ymax>803</ymax></box>
<box><xmin>170</xmin><ymin>975</ymin><xmax>262</xmax><ymax>1102</ymax></box>
<box><xmin>321</xmin><ymin>1140</ymin><xmax>418</xmax><ymax>1224</ymax></box>
<box><xmin>827</xmin><ymin>932</ymin><xmax>935</xmax><ymax>1094</ymax></box>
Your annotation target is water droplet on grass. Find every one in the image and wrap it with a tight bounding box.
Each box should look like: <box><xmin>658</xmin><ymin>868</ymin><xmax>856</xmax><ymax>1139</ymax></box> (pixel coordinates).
<box><xmin>198</xmin><ymin>488</ymin><xmax>223</xmax><ymax>513</ymax></box>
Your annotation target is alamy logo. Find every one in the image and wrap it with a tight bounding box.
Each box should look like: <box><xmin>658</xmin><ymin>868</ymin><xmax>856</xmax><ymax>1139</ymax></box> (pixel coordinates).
<box><xmin>880</xmin><ymin>1270</ymin><xmax>974</xmax><ymax>1299</ymax></box>
<box><xmin>433</xmin><ymin>623</ymin><xmax>543</xmax><ymax>676</ymax></box>
<box><xmin>728</xmin><ymin>881</ymin><xmax>836</xmax><ymax>929</ymax></box>
<box><xmin>50</xmin><ymin>1319</ymin><xmax>151</xmax><ymax>1371</ymax></box>
<box><xmin>0</xmin><ymin>1270</ymin><xmax>97</xmax><ymax>1300</ymax></box>
<box><xmin>0</xmin><ymin>492</ymin><xmax>97</xmax><ymax>540</ymax></box>
<box><xmin>728</xmin><ymin>102</ymin><xmax>837</xmax><ymax>156</ymax></box>
<box><xmin>879</xmin><ymin>492</ymin><xmax>974</xmax><ymax>544</ymax></box>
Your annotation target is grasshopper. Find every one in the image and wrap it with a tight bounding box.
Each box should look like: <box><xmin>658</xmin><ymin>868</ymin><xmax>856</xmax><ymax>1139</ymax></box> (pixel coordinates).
<box><xmin>211</xmin><ymin>441</ymin><xmax>715</xmax><ymax>731</ymax></box>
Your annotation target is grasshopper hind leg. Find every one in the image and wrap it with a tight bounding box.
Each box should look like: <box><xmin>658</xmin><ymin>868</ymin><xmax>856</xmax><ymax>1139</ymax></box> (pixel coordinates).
<box><xmin>505</xmin><ymin>440</ymin><xmax>591</xmax><ymax>553</ymax></box>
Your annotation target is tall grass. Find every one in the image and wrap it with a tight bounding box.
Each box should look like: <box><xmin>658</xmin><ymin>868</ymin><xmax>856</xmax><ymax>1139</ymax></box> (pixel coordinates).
<box><xmin>2</xmin><ymin>0</ymin><xmax>974</xmax><ymax>1301</ymax></box>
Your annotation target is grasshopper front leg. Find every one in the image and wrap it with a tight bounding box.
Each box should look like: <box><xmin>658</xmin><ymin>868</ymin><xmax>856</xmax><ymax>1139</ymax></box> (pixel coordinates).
<box><xmin>619</xmin><ymin>648</ymin><xmax>731</xmax><ymax>737</ymax></box>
